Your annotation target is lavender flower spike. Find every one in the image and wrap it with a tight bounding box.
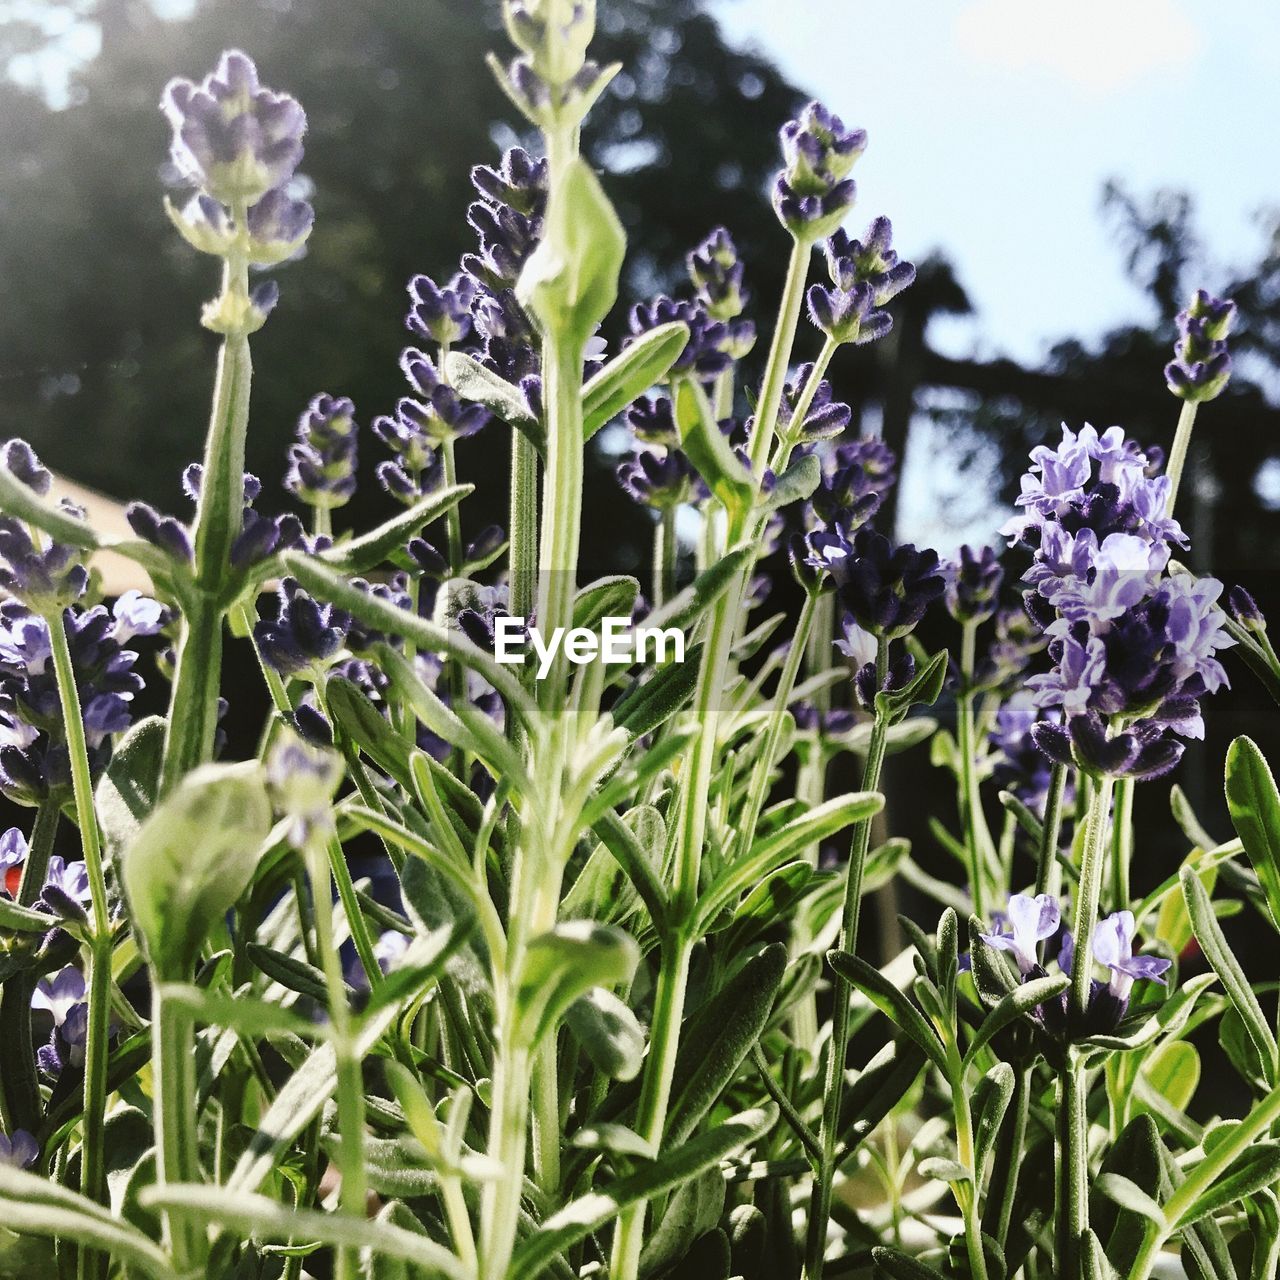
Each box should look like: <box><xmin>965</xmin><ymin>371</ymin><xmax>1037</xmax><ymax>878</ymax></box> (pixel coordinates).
<box><xmin>286</xmin><ymin>394</ymin><xmax>359</xmax><ymax>511</ymax></box>
<box><xmin>1165</xmin><ymin>289</ymin><xmax>1237</xmax><ymax>403</ymax></box>
<box><xmin>773</xmin><ymin>102</ymin><xmax>867</xmax><ymax>240</ymax></box>
<box><xmin>980</xmin><ymin>893</ymin><xmax>1061</xmax><ymax>974</ymax></box>
<box><xmin>1092</xmin><ymin>910</ymin><xmax>1171</xmax><ymax>1000</ymax></box>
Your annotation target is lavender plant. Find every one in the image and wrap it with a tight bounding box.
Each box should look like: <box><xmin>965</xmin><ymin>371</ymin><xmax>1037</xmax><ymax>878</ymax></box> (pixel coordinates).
<box><xmin>0</xmin><ymin>6</ymin><xmax>1278</xmax><ymax>1280</ymax></box>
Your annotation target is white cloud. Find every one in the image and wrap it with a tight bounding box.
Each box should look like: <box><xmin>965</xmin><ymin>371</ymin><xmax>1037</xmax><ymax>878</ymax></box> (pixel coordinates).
<box><xmin>954</xmin><ymin>0</ymin><xmax>1200</xmax><ymax>94</ymax></box>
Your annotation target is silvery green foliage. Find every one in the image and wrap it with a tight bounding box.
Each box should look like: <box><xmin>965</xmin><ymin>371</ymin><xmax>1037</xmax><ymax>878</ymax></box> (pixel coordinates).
<box><xmin>0</xmin><ymin>10</ymin><xmax>1275</xmax><ymax>1280</ymax></box>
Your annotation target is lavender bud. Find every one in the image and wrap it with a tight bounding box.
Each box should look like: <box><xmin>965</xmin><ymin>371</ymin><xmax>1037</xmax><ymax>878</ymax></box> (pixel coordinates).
<box><xmin>161</xmin><ymin>50</ymin><xmax>306</xmax><ymax>206</ymax></box>
<box><xmin>407</xmin><ymin>272</ymin><xmax>476</xmax><ymax>347</ymax></box>
<box><xmin>266</xmin><ymin>733</ymin><xmax>343</xmax><ymax>848</ymax></box>
<box><xmin>285</xmin><ymin>394</ymin><xmax>359</xmax><ymax>511</ymax></box>
<box><xmin>945</xmin><ymin>544</ymin><xmax>1004</xmax><ymax>624</ymax></box>
<box><xmin>773</xmin><ymin>102</ymin><xmax>867</xmax><ymax>240</ymax></box>
<box><xmin>617</xmin><ymin>449</ymin><xmax>697</xmax><ymax>511</ymax></box>
<box><xmin>1228</xmin><ymin>585</ymin><xmax>1266</xmax><ymax>633</ymax></box>
<box><xmin>687</xmin><ymin>227</ymin><xmax>750</xmax><ymax>321</ymax></box>
<box><xmin>244</xmin><ymin>187</ymin><xmax>314</xmax><ymax>265</ymax></box>
<box><xmin>255</xmin><ymin>579</ymin><xmax>351</xmax><ymax>679</ymax></box>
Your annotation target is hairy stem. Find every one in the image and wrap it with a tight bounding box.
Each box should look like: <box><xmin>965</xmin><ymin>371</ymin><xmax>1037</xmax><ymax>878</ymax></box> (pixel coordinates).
<box><xmin>1164</xmin><ymin>398</ymin><xmax>1199</xmax><ymax>518</ymax></box>
<box><xmin>1034</xmin><ymin>761</ymin><xmax>1069</xmax><ymax>897</ymax></box>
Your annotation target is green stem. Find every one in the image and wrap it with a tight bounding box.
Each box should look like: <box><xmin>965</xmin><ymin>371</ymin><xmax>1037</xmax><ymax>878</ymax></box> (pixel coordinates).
<box><xmin>153</xmin><ymin>986</ymin><xmax>205</xmax><ymax>1272</ymax></box>
<box><xmin>1069</xmin><ymin>772</ymin><xmax>1115</xmax><ymax>1022</ymax></box>
<box><xmin>1060</xmin><ymin>1053</ymin><xmax>1090</xmax><ymax>1278</ymax></box>
<box><xmin>953</xmin><ymin>1076</ymin><xmax>992</xmax><ymax>1280</ymax></box>
<box><xmin>805</xmin><ymin>641</ymin><xmax>891</xmax><ymax>1280</ymax></box>
<box><xmin>161</xmin><ymin>323</ymin><xmax>253</xmax><ymax>794</ymax></box>
<box><xmin>984</xmin><ymin>1065</ymin><xmax>1030</xmax><ymax>1248</ymax></box>
<box><xmin>735</xmin><ymin>589</ymin><xmax>819</xmax><ymax>858</ymax></box>
<box><xmin>957</xmin><ymin>619</ymin><xmax>993</xmax><ymax>918</ymax></box>
<box><xmin>653</xmin><ymin>507</ymin><xmax>678</xmax><ymax>608</ymax></box>
<box><xmin>1164</xmin><ymin>398</ymin><xmax>1199</xmax><ymax>519</ymax></box>
<box><xmin>1109</xmin><ymin>776</ymin><xmax>1134</xmax><ymax>912</ymax></box>
<box><xmin>508</xmin><ymin>429</ymin><xmax>538</xmax><ymax>627</ymax></box>
<box><xmin>769</xmin><ymin>335</ymin><xmax>837</xmax><ymax>475</ymax></box>
<box><xmin>749</xmin><ymin>236</ymin><xmax>814</xmax><ymax>474</ymax></box>
<box><xmin>47</xmin><ymin>610</ymin><xmax>112</xmax><ymax>1280</ymax></box>
<box><xmin>306</xmin><ymin>838</ymin><xmax>366</xmax><ymax>1280</ymax></box>
<box><xmin>1034</xmin><ymin>762</ymin><xmax>1069</xmax><ymax>897</ymax></box>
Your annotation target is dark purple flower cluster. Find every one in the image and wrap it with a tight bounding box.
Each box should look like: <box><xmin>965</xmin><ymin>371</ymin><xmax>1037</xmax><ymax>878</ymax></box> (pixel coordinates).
<box><xmin>773</xmin><ymin>102</ymin><xmax>866</xmax><ymax>239</ymax></box>
<box><xmin>0</xmin><ymin>598</ymin><xmax>163</xmax><ymax>805</ymax></box>
<box><xmin>285</xmin><ymin>394</ymin><xmax>359</xmax><ymax>512</ymax></box>
<box><xmin>629</xmin><ymin>296</ymin><xmax>734</xmax><ymax>382</ymax></box>
<box><xmin>161</xmin><ymin>51</ymin><xmax>311</xmax><ymax>323</ymax></box>
<box><xmin>407</xmin><ymin>273</ymin><xmax>477</xmax><ymax>348</ymax></box>
<box><xmin>1005</xmin><ymin>424</ymin><xmax>1233</xmax><ymax>779</ymax></box>
<box><xmin>616</xmin><ymin>450</ymin><xmax>699</xmax><ymax>512</ymax></box>
<box><xmin>805</xmin><ymin>525</ymin><xmax>945</xmax><ymax>640</ymax></box>
<box><xmin>255</xmin><ymin>579</ymin><xmax>353</xmax><ymax>679</ymax></box>
<box><xmin>128</xmin><ymin>467</ymin><xmax>304</xmax><ymax>571</ymax></box>
<box><xmin>945</xmin><ymin>544</ymin><xmax>1003</xmax><ymax>625</ymax></box>
<box><xmin>808</xmin><ymin>219</ymin><xmax>914</xmax><ymax>346</ymax></box>
<box><xmin>687</xmin><ymin>228</ymin><xmax>750</xmax><ymax>322</ymax></box>
<box><xmin>0</xmin><ymin>441</ymin><xmax>89</xmax><ymax>613</ymax></box>
<box><xmin>1165</xmin><ymin>290</ymin><xmax>1236</xmax><ymax>403</ymax></box>
<box><xmin>806</xmin><ymin>438</ymin><xmax>896</xmax><ymax>532</ymax></box>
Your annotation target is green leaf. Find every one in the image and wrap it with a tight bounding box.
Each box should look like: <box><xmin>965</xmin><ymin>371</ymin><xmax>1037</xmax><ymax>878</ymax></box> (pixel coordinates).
<box><xmin>516</xmin><ymin>923</ymin><xmax>640</xmax><ymax>1046</ymax></box>
<box><xmin>140</xmin><ymin>1185</ymin><xmax>469</xmax><ymax>1279</ymax></box>
<box><xmin>973</xmin><ymin>1061</ymin><xmax>1015</xmax><ymax>1181</ymax></box>
<box><xmin>318</xmin><ymin>485</ymin><xmax>472</xmax><ymax>575</ymax></box>
<box><xmin>1082</xmin><ymin>1230</ymin><xmax>1120</xmax><ymax>1280</ymax></box>
<box><xmin>582</xmin><ymin>321</ymin><xmax>689</xmax><ymax>437</ymax></box>
<box><xmin>324</xmin><ymin>675</ymin><xmax>413</xmax><ymax>789</ymax></box>
<box><xmin>918</xmin><ymin>1156</ymin><xmax>971</xmax><ymax>1184</ymax></box>
<box><xmin>565</xmin><ymin>987</ymin><xmax>646</xmax><ymax>1082</ymax></box>
<box><xmin>639</xmin><ymin>1167</ymin><xmax>725</xmax><ymax>1279</ymax></box>
<box><xmin>517</xmin><ymin>156</ymin><xmax>625</xmax><ymax>342</ymax></box>
<box><xmin>1095</xmin><ymin>1173</ymin><xmax>1164</xmax><ymax>1223</ymax></box>
<box><xmin>245</xmin><ymin>944</ymin><xmax>335</xmax><ymax>1004</ymax></box>
<box><xmin>507</xmin><ymin>1107</ymin><xmax>774</xmax><ymax>1280</ymax></box>
<box><xmin>864</xmin><ymin>837</ymin><xmax>912</xmax><ymax>894</ymax></box>
<box><xmin>665</xmin><ymin>945</ymin><xmax>787</xmax><ymax>1146</ymax></box>
<box><xmin>160</xmin><ymin>982</ymin><xmax>319</xmax><ymax>1041</ymax></box>
<box><xmin>1139</xmin><ymin>1040</ymin><xmax>1200</xmax><ymax>1117</ymax></box>
<box><xmin>697</xmin><ymin>792</ymin><xmax>883</xmax><ymax>930</ymax></box>
<box><xmin>121</xmin><ymin>761</ymin><xmax>272</xmax><ymax>978</ymax></box>
<box><xmin>642</xmin><ymin>544</ymin><xmax>753</xmax><ymax>635</ymax></box>
<box><xmin>1181</xmin><ymin>868</ymin><xmax>1277</xmax><ymax>1083</ymax></box>
<box><xmin>444</xmin><ymin>351</ymin><xmax>543</xmax><ymax>450</ymax></box>
<box><xmin>1225</xmin><ymin>736</ymin><xmax>1280</xmax><ymax>932</ymax></box>
<box><xmin>573</xmin><ymin>575</ymin><xmax>640</xmax><ymax>634</ymax></box>
<box><xmin>963</xmin><ymin>972</ymin><xmax>1070</xmax><ymax>1069</ymax></box>
<box><xmin>870</xmin><ymin>1246</ymin><xmax>947</xmax><ymax>1280</ymax></box>
<box><xmin>0</xmin><ymin>467</ymin><xmax>101</xmax><ymax>550</ymax></box>
<box><xmin>94</xmin><ymin>715</ymin><xmax>165</xmax><ymax>866</ymax></box>
<box><xmin>0</xmin><ymin>1166</ymin><xmax>175</xmax><ymax>1279</ymax></box>
<box><xmin>998</xmin><ymin>788</ymin><xmax>1044</xmax><ymax>846</ymax></box>
<box><xmin>827</xmin><ymin>950</ymin><xmax>948</xmax><ymax>1075</ymax></box>
<box><xmin>839</xmin><ymin>1037</ymin><xmax>928</xmax><ymax>1148</ymax></box>
<box><xmin>585</xmin><ymin>807</ymin><xmax>668</xmax><ymax>931</ymax></box>
<box><xmin>612</xmin><ymin>646</ymin><xmax>702</xmax><ymax>739</ymax></box>
<box><xmin>1085</xmin><ymin>972</ymin><xmax>1217</xmax><ymax>1053</ymax></box>
<box><xmin>875</xmin><ymin>649</ymin><xmax>948</xmax><ymax>721</ymax></box>
<box><xmin>673</xmin><ymin>376</ymin><xmax>754</xmax><ymax>517</ymax></box>
<box><xmin>761</xmin><ymin>454</ymin><xmax>821</xmax><ymax>514</ymax></box>
<box><xmin>0</xmin><ymin>897</ymin><xmax>58</xmax><ymax>933</ymax></box>
<box><xmin>1175</xmin><ymin>1143</ymin><xmax>1280</xmax><ymax>1227</ymax></box>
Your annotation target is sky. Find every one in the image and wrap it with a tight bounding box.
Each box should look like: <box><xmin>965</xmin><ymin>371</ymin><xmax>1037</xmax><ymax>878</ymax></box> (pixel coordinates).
<box><xmin>713</xmin><ymin>0</ymin><xmax>1280</xmax><ymax>366</ymax></box>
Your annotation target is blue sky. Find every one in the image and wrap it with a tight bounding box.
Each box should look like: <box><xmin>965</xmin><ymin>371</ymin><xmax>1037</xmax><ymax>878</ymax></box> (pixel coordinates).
<box><xmin>714</xmin><ymin>0</ymin><xmax>1280</xmax><ymax>365</ymax></box>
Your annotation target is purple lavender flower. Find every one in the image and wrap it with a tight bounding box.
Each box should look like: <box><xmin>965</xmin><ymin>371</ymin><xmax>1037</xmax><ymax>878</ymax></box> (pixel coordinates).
<box><xmin>407</xmin><ymin>273</ymin><xmax>476</xmax><ymax>347</ymax></box>
<box><xmin>687</xmin><ymin>228</ymin><xmax>750</xmax><ymax>322</ymax></box>
<box><xmin>0</xmin><ymin>441</ymin><xmax>89</xmax><ymax>612</ymax></box>
<box><xmin>778</xmin><ymin>367</ymin><xmax>852</xmax><ymax>445</ymax></box>
<box><xmin>945</xmin><ymin>544</ymin><xmax>1004</xmax><ymax>625</ymax></box>
<box><xmin>161</xmin><ymin>50</ymin><xmax>306</xmax><ymax>205</ymax></box>
<box><xmin>465</xmin><ymin>149</ymin><xmax>548</xmax><ymax>289</ymax></box>
<box><xmin>805</xmin><ymin>526</ymin><xmax>945</xmax><ymax>640</ymax></box>
<box><xmin>1165</xmin><ymin>290</ymin><xmax>1236</xmax><ymax>403</ymax></box>
<box><xmin>626</xmin><ymin>397</ymin><xmax>680</xmax><ymax>449</ymax></box>
<box><xmin>242</xmin><ymin>187</ymin><xmax>314</xmax><ymax>264</ymax></box>
<box><xmin>1092</xmin><ymin>910</ymin><xmax>1171</xmax><ymax>1001</ymax></box>
<box><xmin>110</xmin><ymin>591</ymin><xmax>168</xmax><ymax>645</ymax></box>
<box><xmin>39</xmin><ymin>854</ymin><xmax>91</xmax><ymax>922</ymax></box>
<box><xmin>255</xmin><ymin>579</ymin><xmax>352</xmax><ymax>679</ymax></box>
<box><xmin>31</xmin><ymin>964</ymin><xmax>85</xmax><ymax>1026</ymax></box>
<box><xmin>773</xmin><ymin>102</ymin><xmax>866</xmax><ymax>239</ymax></box>
<box><xmin>286</xmin><ymin>394</ymin><xmax>359</xmax><ymax>511</ymax></box>
<box><xmin>395</xmin><ymin>351</ymin><xmax>491</xmax><ymax>444</ymax></box>
<box><xmin>979</xmin><ymin>893</ymin><xmax>1061</xmax><ymax>975</ymax></box>
<box><xmin>0</xmin><ymin>1129</ymin><xmax>37</xmax><ymax>1169</ymax></box>
<box><xmin>807</xmin><ymin>221</ymin><xmax>912</xmax><ymax>345</ymax></box>
<box><xmin>617</xmin><ymin>449</ymin><xmax>698</xmax><ymax>511</ymax></box>
<box><xmin>0</xmin><ymin>603</ymin><xmax>148</xmax><ymax>804</ymax></box>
